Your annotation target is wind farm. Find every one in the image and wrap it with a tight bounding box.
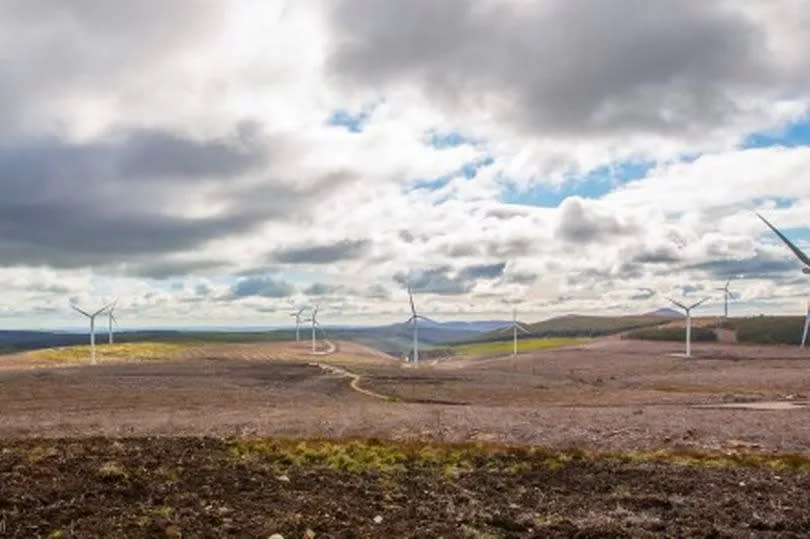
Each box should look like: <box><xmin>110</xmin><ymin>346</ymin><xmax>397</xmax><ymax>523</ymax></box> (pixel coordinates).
<box><xmin>3</xmin><ymin>2</ymin><xmax>810</xmax><ymax>533</ymax></box>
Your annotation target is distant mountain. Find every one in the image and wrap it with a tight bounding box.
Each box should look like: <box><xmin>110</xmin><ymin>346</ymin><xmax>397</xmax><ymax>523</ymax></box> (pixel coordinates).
<box><xmin>643</xmin><ymin>308</ymin><xmax>684</xmax><ymax>318</ymax></box>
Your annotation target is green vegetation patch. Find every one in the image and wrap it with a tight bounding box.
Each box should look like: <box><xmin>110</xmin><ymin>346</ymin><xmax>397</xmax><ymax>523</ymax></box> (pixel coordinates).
<box><xmin>26</xmin><ymin>342</ymin><xmax>196</xmax><ymax>363</ymax></box>
<box><xmin>452</xmin><ymin>337</ymin><xmax>586</xmax><ymax>357</ymax></box>
<box><xmin>724</xmin><ymin>316</ymin><xmax>807</xmax><ymax>345</ymax></box>
<box><xmin>224</xmin><ymin>438</ymin><xmax>810</xmax><ymax>476</ymax></box>
<box><xmin>625</xmin><ymin>326</ymin><xmax>717</xmax><ymax>342</ymax></box>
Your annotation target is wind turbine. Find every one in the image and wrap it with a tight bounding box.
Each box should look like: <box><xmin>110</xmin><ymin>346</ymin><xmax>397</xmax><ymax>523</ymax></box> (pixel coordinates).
<box><xmin>71</xmin><ymin>302</ymin><xmax>111</xmax><ymax>365</ymax></box>
<box><xmin>757</xmin><ymin>212</ymin><xmax>810</xmax><ymax>347</ymax></box>
<box><xmin>508</xmin><ymin>308</ymin><xmax>531</xmax><ymax>356</ymax></box>
<box><xmin>309</xmin><ymin>305</ymin><xmax>322</xmax><ymax>353</ymax></box>
<box><xmin>406</xmin><ymin>286</ymin><xmax>436</xmax><ymax>365</ymax></box>
<box><xmin>290</xmin><ymin>307</ymin><xmax>306</xmax><ymax>342</ymax></box>
<box><xmin>715</xmin><ymin>279</ymin><xmax>734</xmax><ymax>319</ymax></box>
<box><xmin>666</xmin><ymin>297</ymin><xmax>709</xmax><ymax>358</ymax></box>
<box><xmin>107</xmin><ymin>300</ymin><xmax>119</xmax><ymax>344</ymax></box>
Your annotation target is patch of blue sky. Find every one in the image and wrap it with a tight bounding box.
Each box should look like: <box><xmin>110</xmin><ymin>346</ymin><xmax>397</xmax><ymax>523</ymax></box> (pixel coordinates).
<box><xmin>410</xmin><ymin>155</ymin><xmax>494</xmax><ymax>192</ymax></box>
<box><xmin>501</xmin><ymin>159</ymin><xmax>655</xmax><ymax>207</ymax></box>
<box><xmin>752</xmin><ymin>196</ymin><xmax>796</xmax><ymax>210</ymax></box>
<box><xmin>766</xmin><ymin>227</ymin><xmax>810</xmax><ymax>244</ymax></box>
<box><xmin>327</xmin><ymin>108</ymin><xmax>372</xmax><ymax>133</ymax></box>
<box><xmin>425</xmin><ymin>129</ymin><xmax>479</xmax><ymax>149</ymax></box>
<box><xmin>742</xmin><ymin>118</ymin><xmax>810</xmax><ymax>149</ymax></box>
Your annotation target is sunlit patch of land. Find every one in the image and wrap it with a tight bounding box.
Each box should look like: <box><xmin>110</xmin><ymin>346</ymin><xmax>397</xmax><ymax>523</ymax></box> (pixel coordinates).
<box><xmin>25</xmin><ymin>342</ymin><xmax>198</xmax><ymax>364</ymax></box>
<box><xmin>451</xmin><ymin>337</ymin><xmax>586</xmax><ymax>357</ymax></box>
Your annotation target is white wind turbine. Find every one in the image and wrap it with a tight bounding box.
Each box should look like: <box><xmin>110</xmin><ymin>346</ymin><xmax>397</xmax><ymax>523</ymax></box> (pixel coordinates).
<box><xmin>508</xmin><ymin>308</ymin><xmax>531</xmax><ymax>356</ymax></box>
<box><xmin>757</xmin><ymin>212</ymin><xmax>810</xmax><ymax>347</ymax></box>
<box><xmin>106</xmin><ymin>299</ymin><xmax>119</xmax><ymax>344</ymax></box>
<box><xmin>308</xmin><ymin>305</ymin><xmax>323</xmax><ymax>353</ymax></box>
<box><xmin>715</xmin><ymin>279</ymin><xmax>734</xmax><ymax>319</ymax></box>
<box><xmin>71</xmin><ymin>302</ymin><xmax>111</xmax><ymax>365</ymax></box>
<box><xmin>666</xmin><ymin>296</ymin><xmax>709</xmax><ymax>358</ymax></box>
<box><xmin>290</xmin><ymin>307</ymin><xmax>307</xmax><ymax>342</ymax></box>
<box><xmin>406</xmin><ymin>286</ymin><xmax>437</xmax><ymax>365</ymax></box>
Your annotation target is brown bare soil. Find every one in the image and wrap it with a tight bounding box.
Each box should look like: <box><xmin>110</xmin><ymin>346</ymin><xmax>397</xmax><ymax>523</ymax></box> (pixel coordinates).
<box><xmin>3</xmin><ymin>437</ymin><xmax>810</xmax><ymax>538</ymax></box>
<box><xmin>2</xmin><ymin>338</ymin><xmax>810</xmax><ymax>535</ymax></box>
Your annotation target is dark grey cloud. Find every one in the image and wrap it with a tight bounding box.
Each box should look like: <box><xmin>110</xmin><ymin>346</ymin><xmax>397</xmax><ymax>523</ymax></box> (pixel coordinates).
<box><xmin>303</xmin><ymin>282</ymin><xmax>345</xmax><ymax>296</ymax></box>
<box><xmin>688</xmin><ymin>252</ymin><xmax>800</xmax><ymax>280</ymax></box>
<box><xmin>273</xmin><ymin>239</ymin><xmax>370</xmax><ymax>264</ymax></box>
<box><xmin>505</xmin><ymin>271</ymin><xmax>537</xmax><ymax>285</ymax></box>
<box><xmin>485</xmin><ymin>238</ymin><xmax>533</xmax><ymax>257</ymax></box>
<box><xmin>230</xmin><ymin>276</ymin><xmax>294</xmax><ymax>298</ymax></box>
<box><xmin>457</xmin><ymin>262</ymin><xmax>506</xmax><ymax>281</ymax></box>
<box><xmin>394</xmin><ymin>267</ymin><xmax>470</xmax><ymax>295</ymax></box>
<box><xmin>0</xmin><ymin>1</ymin><xmax>223</xmax><ymax>136</ymax></box>
<box><xmin>394</xmin><ymin>262</ymin><xmax>505</xmax><ymax>295</ymax></box>
<box><xmin>631</xmin><ymin>245</ymin><xmax>681</xmax><ymax>264</ymax></box>
<box><xmin>630</xmin><ymin>287</ymin><xmax>656</xmax><ymax>300</ymax></box>
<box><xmin>327</xmin><ymin>1</ymin><xmax>805</xmax><ymax>139</ymax></box>
<box><xmin>556</xmin><ymin>197</ymin><xmax>636</xmax><ymax>243</ymax></box>
<box><xmin>0</xmin><ymin>127</ymin><xmax>345</xmax><ymax>269</ymax></box>
<box><xmin>398</xmin><ymin>230</ymin><xmax>415</xmax><ymax>243</ymax></box>
<box><xmin>126</xmin><ymin>259</ymin><xmax>228</xmax><ymax>280</ymax></box>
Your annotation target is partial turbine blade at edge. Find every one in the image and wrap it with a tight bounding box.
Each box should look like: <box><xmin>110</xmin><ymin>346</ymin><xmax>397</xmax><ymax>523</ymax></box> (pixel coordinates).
<box><xmin>757</xmin><ymin>212</ymin><xmax>810</xmax><ymax>266</ymax></box>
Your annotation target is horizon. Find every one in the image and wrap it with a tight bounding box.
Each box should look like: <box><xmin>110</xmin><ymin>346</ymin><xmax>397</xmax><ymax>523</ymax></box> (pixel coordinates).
<box><xmin>1</xmin><ymin>2</ymin><xmax>809</xmax><ymax>329</ymax></box>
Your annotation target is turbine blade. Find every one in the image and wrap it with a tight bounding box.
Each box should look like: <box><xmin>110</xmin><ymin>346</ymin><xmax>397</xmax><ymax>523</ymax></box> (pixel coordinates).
<box><xmin>516</xmin><ymin>323</ymin><xmax>531</xmax><ymax>334</ymax></box>
<box><xmin>688</xmin><ymin>297</ymin><xmax>710</xmax><ymax>310</ymax></box>
<box><xmin>92</xmin><ymin>303</ymin><xmax>112</xmax><ymax>317</ymax></box>
<box><xmin>757</xmin><ymin>212</ymin><xmax>810</xmax><ymax>266</ymax></box>
<box><xmin>665</xmin><ymin>297</ymin><xmax>687</xmax><ymax>310</ymax></box>
<box><xmin>409</xmin><ymin>289</ymin><xmax>416</xmax><ymax>316</ymax></box>
<box><xmin>71</xmin><ymin>305</ymin><xmax>91</xmax><ymax>317</ymax></box>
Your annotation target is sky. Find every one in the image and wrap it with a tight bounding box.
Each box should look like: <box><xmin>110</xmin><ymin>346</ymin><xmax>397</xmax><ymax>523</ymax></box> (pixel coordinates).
<box><xmin>1</xmin><ymin>0</ymin><xmax>810</xmax><ymax>329</ymax></box>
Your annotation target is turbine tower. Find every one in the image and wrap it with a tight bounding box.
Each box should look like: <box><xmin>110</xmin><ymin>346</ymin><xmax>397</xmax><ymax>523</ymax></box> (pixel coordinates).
<box><xmin>666</xmin><ymin>297</ymin><xmax>709</xmax><ymax>358</ymax></box>
<box><xmin>715</xmin><ymin>280</ymin><xmax>734</xmax><ymax>319</ymax></box>
<box><xmin>107</xmin><ymin>300</ymin><xmax>119</xmax><ymax>344</ymax></box>
<box><xmin>290</xmin><ymin>307</ymin><xmax>306</xmax><ymax>342</ymax></box>
<box><xmin>508</xmin><ymin>308</ymin><xmax>530</xmax><ymax>356</ymax></box>
<box><xmin>757</xmin><ymin>213</ymin><xmax>810</xmax><ymax>348</ymax></box>
<box><xmin>406</xmin><ymin>286</ymin><xmax>436</xmax><ymax>365</ymax></box>
<box><xmin>71</xmin><ymin>302</ymin><xmax>111</xmax><ymax>365</ymax></box>
<box><xmin>309</xmin><ymin>305</ymin><xmax>321</xmax><ymax>353</ymax></box>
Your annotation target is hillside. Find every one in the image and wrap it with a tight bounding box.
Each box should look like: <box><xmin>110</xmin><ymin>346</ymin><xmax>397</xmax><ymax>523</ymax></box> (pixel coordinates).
<box><xmin>466</xmin><ymin>314</ymin><xmax>672</xmax><ymax>343</ymax></box>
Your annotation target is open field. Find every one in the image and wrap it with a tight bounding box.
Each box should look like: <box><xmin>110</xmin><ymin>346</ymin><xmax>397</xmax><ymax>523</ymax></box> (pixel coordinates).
<box><xmin>2</xmin><ymin>337</ymin><xmax>810</xmax><ymax>535</ymax></box>
<box><xmin>451</xmin><ymin>337</ymin><xmax>586</xmax><ymax>357</ymax></box>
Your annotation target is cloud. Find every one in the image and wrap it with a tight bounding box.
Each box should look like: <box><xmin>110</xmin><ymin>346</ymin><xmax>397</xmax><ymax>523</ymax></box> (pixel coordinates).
<box><xmin>0</xmin><ymin>127</ymin><xmax>333</xmax><ymax>268</ymax></box>
<box><xmin>303</xmin><ymin>282</ymin><xmax>345</xmax><ymax>295</ymax></box>
<box><xmin>556</xmin><ymin>197</ymin><xmax>636</xmax><ymax>243</ymax></box>
<box><xmin>230</xmin><ymin>276</ymin><xmax>294</xmax><ymax>298</ymax></box>
<box><xmin>394</xmin><ymin>267</ymin><xmax>470</xmax><ymax>295</ymax></box>
<box><xmin>327</xmin><ymin>0</ymin><xmax>809</xmax><ymax>142</ymax></box>
<box><xmin>457</xmin><ymin>262</ymin><xmax>506</xmax><ymax>280</ymax></box>
<box><xmin>272</xmin><ymin>239</ymin><xmax>371</xmax><ymax>264</ymax></box>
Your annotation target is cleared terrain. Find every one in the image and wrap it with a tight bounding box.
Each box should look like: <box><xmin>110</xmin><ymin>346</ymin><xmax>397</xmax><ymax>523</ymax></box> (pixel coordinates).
<box><xmin>2</xmin><ymin>337</ymin><xmax>810</xmax><ymax>536</ymax></box>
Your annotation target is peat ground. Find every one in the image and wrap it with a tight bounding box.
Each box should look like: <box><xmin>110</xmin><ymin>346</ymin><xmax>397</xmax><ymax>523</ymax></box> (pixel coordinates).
<box><xmin>2</xmin><ymin>437</ymin><xmax>810</xmax><ymax>538</ymax></box>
